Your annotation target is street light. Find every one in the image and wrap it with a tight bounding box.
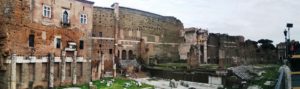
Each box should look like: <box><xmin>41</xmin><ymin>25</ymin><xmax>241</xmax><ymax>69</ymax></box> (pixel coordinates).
<box><xmin>287</xmin><ymin>23</ymin><xmax>293</xmax><ymax>40</ymax></box>
<box><xmin>285</xmin><ymin>23</ymin><xmax>293</xmax><ymax>62</ymax></box>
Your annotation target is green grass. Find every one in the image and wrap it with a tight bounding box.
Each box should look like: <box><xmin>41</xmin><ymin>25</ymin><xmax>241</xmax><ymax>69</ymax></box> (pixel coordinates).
<box><xmin>56</xmin><ymin>77</ymin><xmax>154</xmax><ymax>89</ymax></box>
<box><xmin>156</xmin><ymin>63</ymin><xmax>187</xmax><ymax>68</ymax></box>
<box><xmin>249</xmin><ymin>65</ymin><xmax>280</xmax><ymax>89</ymax></box>
<box><xmin>154</xmin><ymin>63</ymin><xmax>187</xmax><ymax>70</ymax></box>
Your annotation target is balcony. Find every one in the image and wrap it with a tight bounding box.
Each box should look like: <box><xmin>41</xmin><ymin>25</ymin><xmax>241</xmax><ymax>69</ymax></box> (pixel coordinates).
<box><xmin>65</xmin><ymin>42</ymin><xmax>77</xmax><ymax>52</ymax></box>
<box><xmin>60</xmin><ymin>21</ymin><xmax>70</xmax><ymax>27</ymax></box>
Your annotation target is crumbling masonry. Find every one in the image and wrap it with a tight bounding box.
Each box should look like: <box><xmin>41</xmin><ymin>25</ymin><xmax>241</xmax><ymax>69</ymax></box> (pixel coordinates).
<box><xmin>0</xmin><ymin>0</ymin><xmax>94</xmax><ymax>89</ymax></box>
<box><xmin>92</xmin><ymin>3</ymin><xmax>184</xmax><ymax>76</ymax></box>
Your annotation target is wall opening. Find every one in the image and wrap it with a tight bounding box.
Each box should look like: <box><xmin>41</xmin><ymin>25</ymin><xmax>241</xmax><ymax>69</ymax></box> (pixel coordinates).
<box><xmin>79</xmin><ymin>40</ymin><xmax>84</xmax><ymax>49</ymax></box>
<box><xmin>129</xmin><ymin>50</ymin><xmax>133</xmax><ymax>60</ymax></box>
<box><xmin>29</xmin><ymin>34</ymin><xmax>35</xmax><ymax>47</ymax></box>
<box><xmin>63</xmin><ymin>11</ymin><xmax>69</xmax><ymax>24</ymax></box>
<box><xmin>109</xmin><ymin>49</ymin><xmax>113</xmax><ymax>54</ymax></box>
<box><xmin>122</xmin><ymin>50</ymin><xmax>127</xmax><ymax>60</ymax></box>
<box><xmin>56</xmin><ymin>38</ymin><xmax>61</xmax><ymax>48</ymax></box>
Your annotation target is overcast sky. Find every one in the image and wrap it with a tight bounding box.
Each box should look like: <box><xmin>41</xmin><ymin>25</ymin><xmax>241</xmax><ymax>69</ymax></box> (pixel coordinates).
<box><xmin>91</xmin><ymin>0</ymin><xmax>300</xmax><ymax>44</ymax></box>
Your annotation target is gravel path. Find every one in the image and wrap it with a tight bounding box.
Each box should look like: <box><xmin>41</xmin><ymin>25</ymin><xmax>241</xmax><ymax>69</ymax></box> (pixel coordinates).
<box><xmin>134</xmin><ymin>78</ymin><xmax>222</xmax><ymax>89</ymax></box>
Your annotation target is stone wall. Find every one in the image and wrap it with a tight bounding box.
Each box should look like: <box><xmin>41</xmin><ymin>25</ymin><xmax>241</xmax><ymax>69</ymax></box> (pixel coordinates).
<box><xmin>207</xmin><ymin>33</ymin><xmax>276</xmax><ymax>66</ymax></box>
<box><xmin>92</xmin><ymin>4</ymin><xmax>184</xmax><ymax>66</ymax></box>
<box><xmin>207</xmin><ymin>33</ymin><xmax>245</xmax><ymax>66</ymax></box>
<box><xmin>179</xmin><ymin>28</ymin><xmax>208</xmax><ymax>63</ymax></box>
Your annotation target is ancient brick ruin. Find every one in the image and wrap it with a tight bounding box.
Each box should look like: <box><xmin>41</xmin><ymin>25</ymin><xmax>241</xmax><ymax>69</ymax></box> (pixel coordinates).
<box><xmin>0</xmin><ymin>1</ymin><xmax>280</xmax><ymax>89</ymax></box>
<box><xmin>92</xmin><ymin>3</ymin><xmax>184</xmax><ymax>75</ymax></box>
<box><xmin>0</xmin><ymin>0</ymin><xmax>94</xmax><ymax>89</ymax></box>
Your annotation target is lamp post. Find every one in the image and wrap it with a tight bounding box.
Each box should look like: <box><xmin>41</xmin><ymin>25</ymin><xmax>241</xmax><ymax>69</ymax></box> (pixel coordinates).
<box><xmin>287</xmin><ymin>23</ymin><xmax>293</xmax><ymax>41</ymax></box>
<box><xmin>284</xmin><ymin>23</ymin><xmax>293</xmax><ymax>65</ymax></box>
<box><xmin>286</xmin><ymin>23</ymin><xmax>293</xmax><ymax>58</ymax></box>
<box><xmin>284</xmin><ymin>29</ymin><xmax>287</xmax><ymax>60</ymax></box>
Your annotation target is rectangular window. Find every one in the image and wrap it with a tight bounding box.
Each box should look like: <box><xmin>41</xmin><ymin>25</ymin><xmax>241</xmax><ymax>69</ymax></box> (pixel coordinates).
<box><xmin>56</xmin><ymin>38</ymin><xmax>61</xmax><ymax>48</ymax></box>
<box><xmin>43</xmin><ymin>5</ymin><xmax>51</xmax><ymax>18</ymax></box>
<box><xmin>62</xmin><ymin>10</ymin><xmax>70</xmax><ymax>24</ymax></box>
<box><xmin>99</xmin><ymin>32</ymin><xmax>102</xmax><ymax>37</ymax></box>
<box><xmin>80</xmin><ymin>14</ymin><xmax>87</xmax><ymax>24</ymax></box>
<box><xmin>29</xmin><ymin>34</ymin><xmax>34</xmax><ymax>47</ymax></box>
<box><xmin>109</xmin><ymin>49</ymin><xmax>113</xmax><ymax>54</ymax></box>
<box><xmin>79</xmin><ymin>40</ymin><xmax>84</xmax><ymax>49</ymax></box>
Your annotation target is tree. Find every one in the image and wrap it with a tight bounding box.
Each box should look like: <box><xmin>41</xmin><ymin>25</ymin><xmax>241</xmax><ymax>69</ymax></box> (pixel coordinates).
<box><xmin>258</xmin><ymin>39</ymin><xmax>275</xmax><ymax>50</ymax></box>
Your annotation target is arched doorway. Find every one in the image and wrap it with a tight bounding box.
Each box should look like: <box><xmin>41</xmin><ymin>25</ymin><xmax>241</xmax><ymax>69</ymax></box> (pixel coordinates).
<box><xmin>63</xmin><ymin>11</ymin><xmax>69</xmax><ymax>23</ymax></box>
<box><xmin>117</xmin><ymin>50</ymin><xmax>120</xmax><ymax>58</ymax></box>
<box><xmin>122</xmin><ymin>50</ymin><xmax>127</xmax><ymax>60</ymax></box>
<box><xmin>128</xmin><ymin>50</ymin><xmax>133</xmax><ymax>60</ymax></box>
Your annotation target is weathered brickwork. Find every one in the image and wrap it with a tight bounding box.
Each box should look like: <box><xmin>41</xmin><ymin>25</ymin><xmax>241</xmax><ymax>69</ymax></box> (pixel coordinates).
<box><xmin>0</xmin><ymin>0</ymin><xmax>94</xmax><ymax>89</ymax></box>
<box><xmin>207</xmin><ymin>33</ymin><xmax>244</xmax><ymax>66</ymax></box>
<box><xmin>179</xmin><ymin>28</ymin><xmax>208</xmax><ymax>64</ymax></box>
<box><xmin>92</xmin><ymin>3</ymin><xmax>184</xmax><ymax>70</ymax></box>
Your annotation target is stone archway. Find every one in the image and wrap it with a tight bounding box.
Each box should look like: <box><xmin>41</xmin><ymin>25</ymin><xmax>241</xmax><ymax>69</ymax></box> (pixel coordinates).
<box><xmin>128</xmin><ymin>50</ymin><xmax>133</xmax><ymax>60</ymax></box>
<box><xmin>122</xmin><ymin>50</ymin><xmax>127</xmax><ymax>60</ymax></box>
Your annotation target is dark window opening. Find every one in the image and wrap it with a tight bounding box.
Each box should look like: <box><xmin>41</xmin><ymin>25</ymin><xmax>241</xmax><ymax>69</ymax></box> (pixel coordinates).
<box><xmin>29</xmin><ymin>34</ymin><xmax>35</xmax><ymax>47</ymax></box>
<box><xmin>62</xmin><ymin>10</ymin><xmax>70</xmax><ymax>27</ymax></box>
<box><xmin>56</xmin><ymin>38</ymin><xmax>61</xmax><ymax>48</ymax></box>
<box><xmin>122</xmin><ymin>50</ymin><xmax>127</xmax><ymax>60</ymax></box>
<box><xmin>109</xmin><ymin>49</ymin><xmax>113</xmax><ymax>54</ymax></box>
<box><xmin>79</xmin><ymin>40</ymin><xmax>84</xmax><ymax>49</ymax></box>
<box><xmin>99</xmin><ymin>32</ymin><xmax>102</xmax><ymax>37</ymax></box>
<box><xmin>129</xmin><ymin>50</ymin><xmax>134</xmax><ymax>60</ymax></box>
<box><xmin>63</xmin><ymin>11</ymin><xmax>69</xmax><ymax>24</ymax></box>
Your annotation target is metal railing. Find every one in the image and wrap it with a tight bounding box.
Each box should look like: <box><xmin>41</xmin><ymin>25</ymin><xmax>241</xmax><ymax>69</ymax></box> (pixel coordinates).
<box><xmin>275</xmin><ymin>66</ymin><xmax>286</xmax><ymax>89</ymax></box>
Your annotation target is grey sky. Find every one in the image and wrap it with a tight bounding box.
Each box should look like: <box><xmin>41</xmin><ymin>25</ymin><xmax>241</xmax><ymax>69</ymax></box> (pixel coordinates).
<box><xmin>92</xmin><ymin>0</ymin><xmax>300</xmax><ymax>44</ymax></box>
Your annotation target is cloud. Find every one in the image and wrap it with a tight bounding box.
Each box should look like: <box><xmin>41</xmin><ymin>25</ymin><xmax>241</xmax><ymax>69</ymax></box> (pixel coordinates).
<box><xmin>91</xmin><ymin>0</ymin><xmax>300</xmax><ymax>44</ymax></box>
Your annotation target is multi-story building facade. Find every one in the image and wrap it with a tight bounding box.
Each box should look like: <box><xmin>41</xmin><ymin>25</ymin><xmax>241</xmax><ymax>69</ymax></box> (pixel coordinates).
<box><xmin>0</xmin><ymin>0</ymin><xmax>94</xmax><ymax>89</ymax></box>
<box><xmin>92</xmin><ymin>3</ymin><xmax>184</xmax><ymax>74</ymax></box>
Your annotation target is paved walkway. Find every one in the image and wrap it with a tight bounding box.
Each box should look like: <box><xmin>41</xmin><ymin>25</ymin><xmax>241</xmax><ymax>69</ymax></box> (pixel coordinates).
<box><xmin>134</xmin><ymin>78</ymin><xmax>222</xmax><ymax>89</ymax></box>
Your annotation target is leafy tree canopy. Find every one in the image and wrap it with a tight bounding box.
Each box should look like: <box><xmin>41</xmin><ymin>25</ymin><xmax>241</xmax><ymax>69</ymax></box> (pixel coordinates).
<box><xmin>258</xmin><ymin>39</ymin><xmax>275</xmax><ymax>50</ymax></box>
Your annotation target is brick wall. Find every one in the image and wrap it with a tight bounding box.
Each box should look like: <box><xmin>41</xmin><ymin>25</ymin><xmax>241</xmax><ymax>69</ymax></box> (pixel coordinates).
<box><xmin>0</xmin><ymin>0</ymin><xmax>94</xmax><ymax>89</ymax></box>
<box><xmin>93</xmin><ymin>5</ymin><xmax>184</xmax><ymax>65</ymax></box>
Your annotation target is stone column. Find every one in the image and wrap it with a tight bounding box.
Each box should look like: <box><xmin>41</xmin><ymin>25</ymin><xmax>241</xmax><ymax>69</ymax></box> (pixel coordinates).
<box><xmin>112</xmin><ymin>2</ymin><xmax>119</xmax><ymax>78</ymax></box>
<box><xmin>198</xmin><ymin>45</ymin><xmax>202</xmax><ymax>64</ymax></box>
<box><xmin>101</xmin><ymin>55</ymin><xmax>105</xmax><ymax>77</ymax></box>
<box><xmin>49</xmin><ymin>53</ymin><xmax>54</xmax><ymax>89</ymax></box>
<box><xmin>97</xmin><ymin>52</ymin><xmax>102</xmax><ymax>79</ymax></box>
<box><xmin>10</xmin><ymin>54</ymin><xmax>16</xmax><ymax>89</ymax></box>
<box><xmin>60</xmin><ymin>51</ymin><xmax>66</xmax><ymax>84</ymax></box>
<box><xmin>72</xmin><ymin>51</ymin><xmax>77</xmax><ymax>85</ymax></box>
<box><xmin>112</xmin><ymin>55</ymin><xmax>116</xmax><ymax>77</ymax></box>
<box><xmin>204</xmin><ymin>42</ymin><xmax>208</xmax><ymax>64</ymax></box>
<box><xmin>218</xmin><ymin>50</ymin><xmax>225</xmax><ymax>69</ymax></box>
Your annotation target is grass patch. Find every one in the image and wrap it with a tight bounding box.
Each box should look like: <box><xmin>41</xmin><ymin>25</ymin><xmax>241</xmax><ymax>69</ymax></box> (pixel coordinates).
<box><xmin>249</xmin><ymin>65</ymin><xmax>280</xmax><ymax>89</ymax></box>
<box><xmin>56</xmin><ymin>77</ymin><xmax>154</xmax><ymax>89</ymax></box>
<box><xmin>154</xmin><ymin>63</ymin><xmax>187</xmax><ymax>70</ymax></box>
